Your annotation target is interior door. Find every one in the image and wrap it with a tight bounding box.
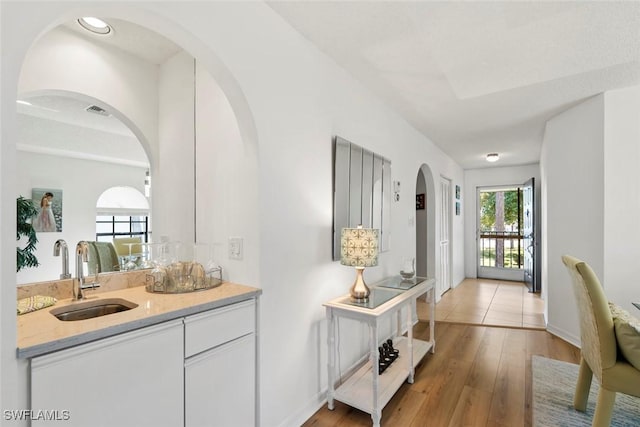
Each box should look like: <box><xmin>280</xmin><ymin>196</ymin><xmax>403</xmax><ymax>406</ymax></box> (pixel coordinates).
<box><xmin>522</xmin><ymin>177</ymin><xmax>537</xmax><ymax>292</ymax></box>
<box><xmin>439</xmin><ymin>177</ymin><xmax>451</xmax><ymax>296</ymax></box>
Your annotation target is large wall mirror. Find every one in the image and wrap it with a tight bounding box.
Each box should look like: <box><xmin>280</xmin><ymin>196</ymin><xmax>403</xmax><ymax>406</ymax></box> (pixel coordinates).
<box><xmin>15</xmin><ymin>18</ymin><xmax>251</xmax><ymax>285</ymax></box>
<box><xmin>14</xmin><ymin>19</ymin><xmax>181</xmax><ymax>286</ymax></box>
<box><xmin>333</xmin><ymin>136</ymin><xmax>391</xmax><ymax>260</ymax></box>
<box><xmin>15</xmin><ymin>92</ymin><xmax>151</xmax><ymax>285</ymax></box>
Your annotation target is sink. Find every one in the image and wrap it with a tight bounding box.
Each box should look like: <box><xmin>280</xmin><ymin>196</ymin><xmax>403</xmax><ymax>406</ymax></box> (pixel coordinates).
<box><xmin>51</xmin><ymin>298</ymin><xmax>138</xmax><ymax>321</ymax></box>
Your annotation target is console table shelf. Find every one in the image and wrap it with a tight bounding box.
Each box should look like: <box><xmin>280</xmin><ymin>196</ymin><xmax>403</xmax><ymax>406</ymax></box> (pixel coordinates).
<box><xmin>324</xmin><ymin>276</ymin><xmax>435</xmax><ymax>427</ymax></box>
<box><xmin>333</xmin><ymin>337</ymin><xmax>432</xmax><ymax>414</ymax></box>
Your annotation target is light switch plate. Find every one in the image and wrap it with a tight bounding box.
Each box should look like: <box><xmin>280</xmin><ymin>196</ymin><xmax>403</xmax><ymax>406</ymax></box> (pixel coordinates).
<box><xmin>228</xmin><ymin>237</ymin><xmax>243</xmax><ymax>260</ymax></box>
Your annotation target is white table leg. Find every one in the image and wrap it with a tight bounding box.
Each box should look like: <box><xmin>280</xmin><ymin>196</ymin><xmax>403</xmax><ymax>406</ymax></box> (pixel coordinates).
<box><xmin>370</xmin><ymin>322</ymin><xmax>380</xmax><ymax>425</ymax></box>
<box><xmin>407</xmin><ymin>302</ymin><xmax>415</xmax><ymax>383</ymax></box>
<box><xmin>429</xmin><ymin>287</ymin><xmax>435</xmax><ymax>353</ymax></box>
<box><xmin>326</xmin><ymin>307</ymin><xmax>335</xmax><ymax>410</ymax></box>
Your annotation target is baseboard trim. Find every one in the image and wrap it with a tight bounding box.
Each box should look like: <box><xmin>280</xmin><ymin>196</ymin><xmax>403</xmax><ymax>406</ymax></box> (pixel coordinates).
<box><xmin>276</xmin><ymin>390</ymin><xmax>326</xmax><ymax>427</ymax></box>
<box><xmin>279</xmin><ymin>329</ymin><xmax>405</xmax><ymax>427</ymax></box>
<box><xmin>546</xmin><ymin>323</ymin><xmax>581</xmax><ymax>349</ymax></box>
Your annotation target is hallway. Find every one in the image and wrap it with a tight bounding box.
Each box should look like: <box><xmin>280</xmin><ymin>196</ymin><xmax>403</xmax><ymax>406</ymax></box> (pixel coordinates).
<box><xmin>417</xmin><ymin>278</ymin><xmax>545</xmax><ymax>329</ymax></box>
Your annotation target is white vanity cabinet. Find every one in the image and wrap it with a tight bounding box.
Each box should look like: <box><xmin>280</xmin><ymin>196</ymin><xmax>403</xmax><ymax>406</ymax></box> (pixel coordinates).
<box><xmin>26</xmin><ymin>294</ymin><xmax>260</xmax><ymax>427</ymax></box>
<box><xmin>184</xmin><ymin>299</ymin><xmax>257</xmax><ymax>427</ymax></box>
<box><xmin>30</xmin><ymin>320</ymin><xmax>184</xmax><ymax>427</ymax></box>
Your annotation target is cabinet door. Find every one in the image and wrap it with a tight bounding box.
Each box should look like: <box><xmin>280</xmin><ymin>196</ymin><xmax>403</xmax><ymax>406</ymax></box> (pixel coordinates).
<box><xmin>185</xmin><ymin>333</ymin><xmax>255</xmax><ymax>427</ymax></box>
<box><xmin>31</xmin><ymin>320</ymin><xmax>184</xmax><ymax>427</ymax></box>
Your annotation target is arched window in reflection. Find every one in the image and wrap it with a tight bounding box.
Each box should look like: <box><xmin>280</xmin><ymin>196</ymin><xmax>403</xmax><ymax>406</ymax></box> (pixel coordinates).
<box><xmin>95</xmin><ymin>186</ymin><xmax>150</xmax><ymax>244</ymax></box>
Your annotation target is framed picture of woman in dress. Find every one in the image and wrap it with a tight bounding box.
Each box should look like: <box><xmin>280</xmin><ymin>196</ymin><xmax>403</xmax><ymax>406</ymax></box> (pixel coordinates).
<box><xmin>31</xmin><ymin>188</ymin><xmax>62</xmax><ymax>232</ymax></box>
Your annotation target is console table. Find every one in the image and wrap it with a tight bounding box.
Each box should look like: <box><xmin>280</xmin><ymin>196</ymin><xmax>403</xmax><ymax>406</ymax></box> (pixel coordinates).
<box><xmin>324</xmin><ymin>276</ymin><xmax>435</xmax><ymax>427</ymax></box>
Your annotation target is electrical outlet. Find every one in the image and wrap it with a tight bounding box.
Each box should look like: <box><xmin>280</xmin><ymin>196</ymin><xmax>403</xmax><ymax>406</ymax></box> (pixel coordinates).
<box><xmin>228</xmin><ymin>237</ymin><xmax>243</xmax><ymax>260</ymax></box>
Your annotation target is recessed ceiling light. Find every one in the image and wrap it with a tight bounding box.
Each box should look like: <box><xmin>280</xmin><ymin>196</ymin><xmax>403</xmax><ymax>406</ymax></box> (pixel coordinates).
<box><xmin>77</xmin><ymin>17</ymin><xmax>112</xmax><ymax>35</ymax></box>
<box><xmin>486</xmin><ymin>153</ymin><xmax>499</xmax><ymax>162</ymax></box>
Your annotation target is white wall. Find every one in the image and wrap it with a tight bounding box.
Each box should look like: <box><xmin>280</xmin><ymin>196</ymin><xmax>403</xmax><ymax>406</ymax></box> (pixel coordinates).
<box><xmin>602</xmin><ymin>86</ymin><xmax>640</xmax><ymax>312</ymax></box>
<box><xmin>156</xmin><ymin>51</ymin><xmax>196</xmax><ymax>246</ymax></box>
<box><xmin>157</xmin><ymin>4</ymin><xmax>463</xmax><ymax>425</ymax></box>
<box><xmin>540</xmin><ymin>95</ymin><xmax>605</xmax><ymax>346</ymax></box>
<box><xmin>157</xmin><ymin>50</ymin><xmax>260</xmax><ymax>286</ymax></box>
<box><xmin>463</xmin><ymin>164</ymin><xmax>541</xmax><ymax>282</ymax></box>
<box><xmin>195</xmin><ymin>60</ymin><xmax>259</xmax><ymax>286</ymax></box>
<box><xmin>541</xmin><ymin>87</ymin><xmax>640</xmax><ymax>349</ymax></box>
<box><xmin>1</xmin><ymin>3</ymin><xmax>465</xmax><ymax>426</ymax></box>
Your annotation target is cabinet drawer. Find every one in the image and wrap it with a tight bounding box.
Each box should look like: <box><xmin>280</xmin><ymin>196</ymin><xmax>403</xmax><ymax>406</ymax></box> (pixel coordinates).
<box><xmin>184</xmin><ymin>299</ymin><xmax>255</xmax><ymax>357</ymax></box>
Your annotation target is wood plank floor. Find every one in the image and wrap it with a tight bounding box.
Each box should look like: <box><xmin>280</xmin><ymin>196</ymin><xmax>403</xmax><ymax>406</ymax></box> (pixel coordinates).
<box><xmin>417</xmin><ymin>279</ymin><xmax>545</xmax><ymax>329</ymax></box>
<box><xmin>302</xmin><ymin>321</ymin><xmax>580</xmax><ymax>427</ymax></box>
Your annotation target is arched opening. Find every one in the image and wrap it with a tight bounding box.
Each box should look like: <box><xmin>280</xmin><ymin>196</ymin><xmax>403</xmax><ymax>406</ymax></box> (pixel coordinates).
<box><xmin>97</xmin><ymin>186</ymin><xmax>150</xmax><ymax>215</ymax></box>
<box><xmin>14</xmin><ymin>11</ymin><xmax>259</xmax><ymax>285</ymax></box>
<box><xmin>416</xmin><ymin>164</ymin><xmax>436</xmax><ymax>285</ymax></box>
<box><xmin>3</xmin><ymin>4</ymin><xmax>261</xmax><ymax>417</ymax></box>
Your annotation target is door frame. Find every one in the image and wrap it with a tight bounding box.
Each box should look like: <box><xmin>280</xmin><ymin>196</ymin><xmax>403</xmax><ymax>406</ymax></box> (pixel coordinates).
<box><xmin>439</xmin><ymin>175</ymin><xmax>452</xmax><ymax>296</ymax></box>
<box><xmin>476</xmin><ymin>184</ymin><xmax>525</xmax><ymax>282</ymax></box>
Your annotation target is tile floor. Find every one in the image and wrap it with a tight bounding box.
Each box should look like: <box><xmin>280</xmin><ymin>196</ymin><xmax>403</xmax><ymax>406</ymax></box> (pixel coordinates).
<box><xmin>416</xmin><ymin>278</ymin><xmax>546</xmax><ymax>329</ymax></box>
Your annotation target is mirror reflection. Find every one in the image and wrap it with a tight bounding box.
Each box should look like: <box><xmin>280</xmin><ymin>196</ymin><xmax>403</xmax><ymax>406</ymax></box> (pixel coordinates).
<box><xmin>333</xmin><ymin>136</ymin><xmax>391</xmax><ymax>261</ymax></box>
<box><xmin>16</xmin><ymin>93</ymin><xmax>151</xmax><ymax>284</ymax></box>
<box><xmin>16</xmin><ymin>16</ymin><xmax>254</xmax><ymax>286</ymax></box>
<box><xmin>15</xmin><ymin>17</ymin><xmax>194</xmax><ymax>285</ymax></box>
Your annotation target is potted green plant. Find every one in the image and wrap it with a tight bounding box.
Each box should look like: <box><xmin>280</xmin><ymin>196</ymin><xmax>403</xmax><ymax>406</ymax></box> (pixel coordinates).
<box><xmin>17</xmin><ymin>196</ymin><xmax>39</xmax><ymax>272</ymax></box>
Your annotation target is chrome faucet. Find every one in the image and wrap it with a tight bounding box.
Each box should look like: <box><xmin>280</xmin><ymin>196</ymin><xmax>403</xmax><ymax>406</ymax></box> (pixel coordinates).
<box><xmin>74</xmin><ymin>241</ymin><xmax>100</xmax><ymax>300</ymax></box>
<box><xmin>53</xmin><ymin>239</ymin><xmax>71</xmax><ymax>279</ymax></box>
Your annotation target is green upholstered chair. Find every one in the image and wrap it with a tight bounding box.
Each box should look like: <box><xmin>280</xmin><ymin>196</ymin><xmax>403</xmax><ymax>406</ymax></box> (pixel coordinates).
<box><xmin>95</xmin><ymin>241</ymin><xmax>120</xmax><ymax>272</ymax></box>
<box><xmin>112</xmin><ymin>237</ymin><xmax>142</xmax><ymax>257</ymax></box>
<box><xmin>87</xmin><ymin>242</ymin><xmax>99</xmax><ymax>275</ymax></box>
<box><xmin>87</xmin><ymin>241</ymin><xmax>120</xmax><ymax>274</ymax></box>
<box><xmin>112</xmin><ymin>237</ymin><xmax>143</xmax><ymax>268</ymax></box>
<box><xmin>561</xmin><ymin>255</ymin><xmax>640</xmax><ymax>427</ymax></box>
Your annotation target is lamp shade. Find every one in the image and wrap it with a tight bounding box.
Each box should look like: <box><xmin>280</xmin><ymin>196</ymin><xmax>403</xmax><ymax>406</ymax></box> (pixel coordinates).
<box><xmin>340</xmin><ymin>227</ymin><xmax>379</xmax><ymax>268</ymax></box>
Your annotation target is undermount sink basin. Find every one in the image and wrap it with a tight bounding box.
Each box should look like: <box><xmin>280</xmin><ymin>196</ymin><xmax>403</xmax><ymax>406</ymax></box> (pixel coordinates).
<box><xmin>51</xmin><ymin>298</ymin><xmax>138</xmax><ymax>321</ymax></box>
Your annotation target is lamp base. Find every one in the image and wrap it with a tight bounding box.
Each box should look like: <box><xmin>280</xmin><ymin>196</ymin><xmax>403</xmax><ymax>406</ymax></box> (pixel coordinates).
<box><xmin>350</xmin><ymin>267</ymin><xmax>370</xmax><ymax>302</ymax></box>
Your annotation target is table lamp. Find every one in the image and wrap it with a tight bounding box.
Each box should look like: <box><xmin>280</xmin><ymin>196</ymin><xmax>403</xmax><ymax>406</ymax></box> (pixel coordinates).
<box><xmin>341</xmin><ymin>226</ymin><xmax>379</xmax><ymax>302</ymax></box>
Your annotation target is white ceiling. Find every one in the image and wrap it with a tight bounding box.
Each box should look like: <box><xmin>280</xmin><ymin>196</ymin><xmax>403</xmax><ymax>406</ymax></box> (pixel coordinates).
<box><xmin>18</xmin><ymin>95</ymin><xmax>134</xmax><ymax>137</ymax></box>
<box><xmin>63</xmin><ymin>18</ymin><xmax>181</xmax><ymax>65</ymax></box>
<box><xmin>24</xmin><ymin>5</ymin><xmax>640</xmax><ymax>170</ymax></box>
<box><xmin>267</xmin><ymin>1</ymin><xmax>640</xmax><ymax>169</ymax></box>
<box><xmin>17</xmin><ymin>95</ymin><xmax>148</xmax><ymax>165</ymax></box>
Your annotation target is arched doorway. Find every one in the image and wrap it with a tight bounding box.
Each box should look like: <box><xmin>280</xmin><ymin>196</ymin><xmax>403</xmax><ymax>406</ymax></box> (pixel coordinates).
<box><xmin>415</xmin><ymin>164</ymin><xmax>436</xmax><ymax>288</ymax></box>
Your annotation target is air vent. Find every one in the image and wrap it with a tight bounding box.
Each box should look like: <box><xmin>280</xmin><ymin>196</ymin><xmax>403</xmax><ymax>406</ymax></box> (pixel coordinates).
<box><xmin>85</xmin><ymin>105</ymin><xmax>111</xmax><ymax>117</ymax></box>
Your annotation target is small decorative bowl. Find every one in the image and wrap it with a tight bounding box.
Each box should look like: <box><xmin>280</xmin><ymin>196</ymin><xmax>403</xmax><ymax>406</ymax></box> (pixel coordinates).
<box><xmin>400</xmin><ymin>271</ymin><xmax>415</xmax><ymax>279</ymax></box>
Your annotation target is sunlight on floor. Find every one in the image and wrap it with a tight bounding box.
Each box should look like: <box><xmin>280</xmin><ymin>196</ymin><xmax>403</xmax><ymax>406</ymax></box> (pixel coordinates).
<box><xmin>417</xmin><ymin>278</ymin><xmax>545</xmax><ymax>329</ymax></box>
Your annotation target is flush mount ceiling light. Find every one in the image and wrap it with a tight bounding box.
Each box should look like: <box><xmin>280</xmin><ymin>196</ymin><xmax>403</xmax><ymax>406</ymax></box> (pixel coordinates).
<box><xmin>77</xmin><ymin>17</ymin><xmax>112</xmax><ymax>35</ymax></box>
<box><xmin>486</xmin><ymin>153</ymin><xmax>500</xmax><ymax>163</ymax></box>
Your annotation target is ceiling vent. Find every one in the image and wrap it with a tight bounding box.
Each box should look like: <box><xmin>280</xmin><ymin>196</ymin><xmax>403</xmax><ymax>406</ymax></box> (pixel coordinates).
<box><xmin>85</xmin><ymin>105</ymin><xmax>111</xmax><ymax>117</ymax></box>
